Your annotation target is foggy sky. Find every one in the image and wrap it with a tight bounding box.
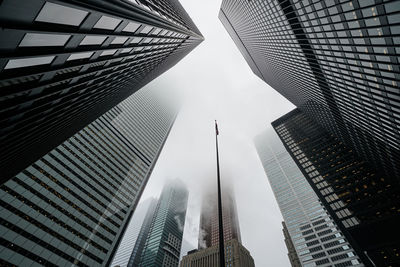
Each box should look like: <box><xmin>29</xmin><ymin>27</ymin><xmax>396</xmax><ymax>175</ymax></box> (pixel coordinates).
<box><xmin>123</xmin><ymin>1</ymin><xmax>295</xmax><ymax>266</ymax></box>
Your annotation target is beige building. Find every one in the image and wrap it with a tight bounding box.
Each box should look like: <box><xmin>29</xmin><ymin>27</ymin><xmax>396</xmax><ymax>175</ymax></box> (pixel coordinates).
<box><xmin>180</xmin><ymin>239</ymin><xmax>254</xmax><ymax>267</ymax></box>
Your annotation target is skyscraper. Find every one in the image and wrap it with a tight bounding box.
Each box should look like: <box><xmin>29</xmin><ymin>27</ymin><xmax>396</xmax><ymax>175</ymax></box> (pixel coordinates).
<box><xmin>219</xmin><ymin>0</ymin><xmax>400</xmax><ymax>182</ymax></box>
<box><xmin>254</xmin><ymin>128</ymin><xmax>362</xmax><ymax>267</ymax></box>
<box><xmin>282</xmin><ymin>222</ymin><xmax>301</xmax><ymax>267</ymax></box>
<box><xmin>126</xmin><ymin>198</ymin><xmax>158</xmax><ymax>267</ymax></box>
<box><xmin>0</xmin><ymin>0</ymin><xmax>203</xmax><ymax>183</ymax></box>
<box><xmin>0</xmin><ymin>85</ymin><xmax>180</xmax><ymax>266</ymax></box>
<box><xmin>181</xmin><ymin>187</ymin><xmax>254</xmax><ymax>267</ymax></box>
<box><xmin>272</xmin><ymin>108</ymin><xmax>400</xmax><ymax>266</ymax></box>
<box><xmin>137</xmin><ymin>179</ymin><xmax>189</xmax><ymax>267</ymax></box>
<box><xmin>198</xmin><ymin>187</ymin><xmax>241</xmax><ymax>249</ymax></box>
<box><xmin>111</xmin><ymin>197</ymin><xmax>157</xmax><ymax>267</ymax></box>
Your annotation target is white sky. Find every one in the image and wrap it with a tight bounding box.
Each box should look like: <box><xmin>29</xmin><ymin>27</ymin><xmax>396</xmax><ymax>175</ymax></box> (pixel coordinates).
<box><xmin>122</xmin><ymin>1</ymin><xmax>296</xmax><ymax>266</ymax></box>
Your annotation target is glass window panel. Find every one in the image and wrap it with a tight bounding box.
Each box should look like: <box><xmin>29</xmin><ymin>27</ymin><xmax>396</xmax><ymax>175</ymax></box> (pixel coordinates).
<box><xmin>120</xmin><ymin>48</ymin><xmax>133</xmax><ymax>54</ymax></box>
<box><xmin>123</xmin><ymin>22</ymin><xmax>141</xmax><ymax>32</ymax></box>
<box><xmin>141</xmin><ymin>26</ymin><xmax>153</xmax><ymax>34</ymax></box>
<box><xmin>35</xmin><ymin>2</ymin><xmax>88</xmax><ymax>26</ymax></box>
<box><xmin>130</xmin><ymin>37</ymin><xmax>142</xmax><ymax>44</ymax></box>
<box><xmin>111</xmin><ymin>36</ymin><xmax>128</xmax><ymax>44</ymax></box>
<box><xmin>5</xmin><ymin>56</ymin><xmax>55</xmax><ymax>69</ymax></box>
<box><xmin>19</xmin><ymin>33</ymin><xmax>70</xmax><ymax>47</ymax></box>
<box><xmin>93</xmin><ymin>16</ymin><xmax>121</xmax><ymax>30</ymax></box>
<box><xmin>67</xmin><ymin>52</ymin><xmax>94</xmax><ymax>61</ymax></box>
<box><xmin>80</xmin><ymin>35</ymin><xmax>107</xmax><ymax>45</ymax></box>
<box><xmin>100</xmin><ymin>49</ymin><xmax>117</xmax><ymax>56</ymax></box>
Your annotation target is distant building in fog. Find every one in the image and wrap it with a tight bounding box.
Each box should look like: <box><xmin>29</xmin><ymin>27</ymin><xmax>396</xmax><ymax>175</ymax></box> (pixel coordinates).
<box><xmin>112</xmin><ymin>198</ymin><xmax>157</xmax><ymax>267</ymax></box>
<box><xmin>198</xmin><ymin>187</ymin><xmax>241</xmax><ymax>249</ymax></box>
<box><xmin>181</xmin><ymin>186</ymin><xmax>254</xmax><ymax>267</ymax></box>
<box><xmin>135</xmin><ymin>179</ymin><xmax>189</xmax><ymax>267</ymax></box>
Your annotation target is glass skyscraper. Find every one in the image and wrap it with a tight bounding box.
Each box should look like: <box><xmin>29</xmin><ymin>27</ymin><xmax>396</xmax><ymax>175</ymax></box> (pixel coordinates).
<box><xmin>255</xmin><ymin>128</ymin><xmax>362</xmax><ymax>267</ymax></box>
<box><xmin>136</xmin><ymin>179</ymin><xmax>189</xmax><ymax>267</ymax></box>
<box><xmin>271</xmin><ymin>109</ymin><xmax>400</xmax><ymax>266</ymax></box>
<box><xmin>0</xmin><ymin>0</ymin><xmax>203</xmax><ymax>183</ymax></box>
<box><xmin>0</xmin><ymin>85</ymin><xmax>180</xmax><ymax>266</ymax></box>
<box><xmin>220</xmin><ymin>0</ymin><xmax>400</xmax><ymax>183</ymax></box>
<box><xmin>111</xmin><ymin>197</ymin><xmax>157</xmax><ymax>267</ymax></box>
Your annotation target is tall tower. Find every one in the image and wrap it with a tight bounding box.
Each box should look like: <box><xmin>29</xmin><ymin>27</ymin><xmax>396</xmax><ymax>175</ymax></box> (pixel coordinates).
<box><xmin>272</xmin><ymin>109</ymin><xmax>400</xmax><ymax>266</ymax></box>
<box><xmin>254</xmin><ymin>128</ymin><xmax>362</xmax><ymax>267</ymax></box>
<box><xmin>0</xmin><ymin>85</ymin><xmax>180</xmax><ymax>266</ymax></box>
<box><xmin>0</xmin><ymin>0</ymin><xmax>203</xmax><ymax>183</ymax></box>
<box><xmin>111</xmin><ymin>197</ymin><xmax>158</xmax><ymax>267</ymax></box>
<box><xmin>198</xmin><ymin>187</ymin><xmax>241</xmax><ymax>249</ymax></box>
<box><xmin>219</xmin><ymin>0</ymin><xmax>400</xmax><ymax>182</ymax></box>
<box><xmin>138</xmin><ymin>179</ymin><xmax>189</xmax><ymax>267</ymax></box>
<box><xmin>181</xmin><ymin>187</ymin><xmax>254</xmax><ymax>267</ymax></box>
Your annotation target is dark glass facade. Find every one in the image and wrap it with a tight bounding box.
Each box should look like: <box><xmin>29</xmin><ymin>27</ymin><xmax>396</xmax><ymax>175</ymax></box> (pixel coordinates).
<box><xmin>0</xmin><ymin>85</ymin><xmax>180</xmax><ymax>266</ymax></box>
<box><xmin>0</xmin><ymin>0</ymin><xmax>203</xmax><ymax>183</ymax></box>
<box><xmin>138</xmin><ymin>179</ymin><xmax>189</xmax><ymax>267</ymax></box>
<box><xmin>219</xmin><ymin>0</ymin><xmax>400</xmax><ymax>182</ymax></box>
<box><xmin>272</xmin><ymin>108</ymin><xmax>400</xmax><ymax>266</ymax></box>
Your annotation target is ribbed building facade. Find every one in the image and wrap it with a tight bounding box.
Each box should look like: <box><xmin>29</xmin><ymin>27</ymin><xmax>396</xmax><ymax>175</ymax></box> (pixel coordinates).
<box><xmin>220</xmin><ymin>0</ymin><xmax>400</xmax><ymax>183</ymax></box>
<box><xmin>282</xmin><ymin>222</ymin><xmax>301</xmax><ymax>267</ymax></box>
<box><xmin>272</xmin><ymin>109</ymin><xmax>400</xmax><ymax>266</ymax></box>
<box><xmin>198</xmin><ymin>187</ymin><xmax>241</xmax><ymax>249</ymax></box>
<box><xmin>255</xmin><ymin>128</ymin><xmax>362</xmax><ymax>267</ymax></box>
<box><xmin>0</xmin><ymin>0</ymin><xmax>203</xmax><ymax>183</ymax></box>
<box><xmin>0</xmin><ymin>85</ymin><xmax>179</xmax><ymax>266</ymax></box>
<box><xmin>180</xmin><ymin>239</ymin><xmax>254</xmax><ymax>267</ymax></box>
<box><xmin>137</xmin><ymin>179</ymin><xmax>189</xmax><ymax>267</ymax></box>
<box><xmin>111</xmin><ymin>197</ymin><xmax>157</xmax><ymax>267</ymax></box>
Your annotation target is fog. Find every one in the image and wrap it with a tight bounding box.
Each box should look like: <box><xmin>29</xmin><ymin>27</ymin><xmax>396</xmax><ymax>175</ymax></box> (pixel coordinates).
<box><xmin>118</xmin><ymin>0</ymin><xmax>295</xmax><ymax>266</ymax></box>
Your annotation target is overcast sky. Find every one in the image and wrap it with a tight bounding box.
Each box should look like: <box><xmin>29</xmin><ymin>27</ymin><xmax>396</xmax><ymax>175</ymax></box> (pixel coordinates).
<box><xmin>119</xmin><ymin>1</ymin><xmax>295</xmax><ymax>266</ymax></box>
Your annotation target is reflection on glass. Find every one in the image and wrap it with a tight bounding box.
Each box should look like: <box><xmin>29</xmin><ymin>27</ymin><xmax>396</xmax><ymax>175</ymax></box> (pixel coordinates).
<box><xmin>121</xmin><ymin>48</ymin><xmax>133</xmax><ymax>54</ymax></box>
<box><xmin>123</xmin><ymin>22</ymin><xmax>141</xmax><ymax>32</ymax></box>
<box><xmin>100</xmin><ymin>49</ymin><xmax>117</xmax><ymax>56</ymax></box>
<box><xmin>130</xmin><ymin>37</ymin><xmax>142</xmax><ymax>44</ymax></box>
<box><xmin>67</xmin><ymin>52</ymin><xmax>94</xmax><ymax>61</ymax></box>
<box><xmin>5</xmin><ymin>56</ymin><xmax>55</xmax><ymax>69</ymax></box>
<box><xmin>94</xmin><ymin>16</ymin><xmax>121</xmax><ymax>30</ymax></box>
<box><xmin>140</xmin><ymin>26</ymin><xmax>153</xmax><ymax>34</ymax></box>
<box><xmin>80</xmin><ymin>35</ymin><xmax>107</xmax><ymax>45</ymax></box>
<box><xmin>19</xmin><ymin>33</ymin><xmax>71</xmax><ymax>47</ymax></box>
<box><xmin>111</xmin><ymin>37</ymin><xmax>128</xmax><ymax>44</ymax></box>
<box><xmin>35</xmin><ymin>2</ymin><xmax>88</xmax><ymax>26</ymax></box>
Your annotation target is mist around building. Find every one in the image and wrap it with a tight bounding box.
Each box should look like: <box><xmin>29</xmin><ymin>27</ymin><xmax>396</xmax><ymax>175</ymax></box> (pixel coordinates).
<box><xmin>1</xmin><ymin>0</ymin><xmax>399</xmax><ymax>267</ymax></box>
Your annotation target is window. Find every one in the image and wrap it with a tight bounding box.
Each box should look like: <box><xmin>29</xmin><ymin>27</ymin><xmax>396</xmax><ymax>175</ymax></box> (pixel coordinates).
<box><xmin>123</xmin><ymin>22</ymin><xmax>141</xmax><ymax>32</ymax></box>
<box><xmin>19</xmin><ymin>33</ymin><xmax>70</xmax><ymax>47</ymax></box>
<box><xmin>80</xmin><ymin>36</ymin><xmax>107</xmax><ymax>45</ymax></box>
<box><xmin>94</xmin><ymin>16</ymin><xmax>121</xmax><ymax>30</ymax></box>
<box><xmin>67</xmin><ymin>52</ymin><xmax>94</xmax><ymax>61</ymax></box>
<box><xmin>111</xmin><ymin>37</ymin><xmax>128</xmax><ymax>45</ymax></box>
<box><xmin>35</xmin><ymin>2</ymin><xmax>88</xmax><ymax>26</ymax></box>
<box><xmin>100</xmin><ymin>49</ymin><xmax>117</xmax><ymax>56</ymax></box>
<box><xmin>141</xmin><ymin>26</ymin><xmax>153</xmax><ymax>34</ymax></box>
<box><xmin>5</xmin><ymin>56</ymin><xmax>55</xmax><ymax>69</ymax></box>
